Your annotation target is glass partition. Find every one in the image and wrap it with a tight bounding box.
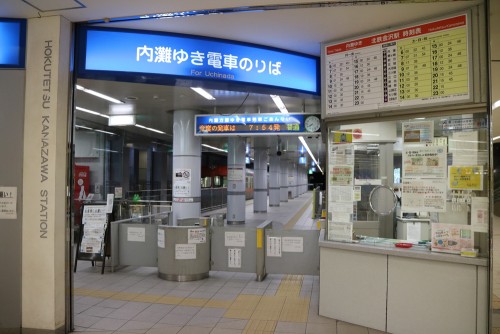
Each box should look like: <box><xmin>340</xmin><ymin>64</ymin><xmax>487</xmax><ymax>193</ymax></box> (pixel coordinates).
<box><xmin>326</xmin><ymin>112</ymin><xmax>489</xmax><ymax>257</ymax></box>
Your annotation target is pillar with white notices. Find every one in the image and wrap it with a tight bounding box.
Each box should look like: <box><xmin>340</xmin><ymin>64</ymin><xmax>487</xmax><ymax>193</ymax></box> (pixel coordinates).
<box><xmin>227</xmin><ymin>137</ymin><xmax>246</xmax><ymax>224</ymax></box>
<box><xmin>253</xmin><ymin>139</ymin><xmax>268</xmax><ymax>213</ymax></box>
<box><xmin>172</xmin><ymin>110</ymin><xmax>201</xmax><ymax>225</ymax></box>
<box><xmin>269</xmin><ymin>154</ymin><xmax>281</xmax><ymax>207</ymax></box>
<box><xmin>280</xmin><ymin>158</ymin><xmax>288</xmax><ymax>202</ymax></box>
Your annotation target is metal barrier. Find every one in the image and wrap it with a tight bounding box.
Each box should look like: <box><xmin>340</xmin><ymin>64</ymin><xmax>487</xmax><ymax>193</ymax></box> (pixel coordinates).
<box><xmin>110</xmin><ymin>211</ymin><xmax>171</xmax><ymax>271</ymax></box>
<box><xmin>256</xmin><ymin>220</ymin><xmax>273</xmax><ymax>281</ymax></box>
<box><xmin>201</xmin><ymin>187</ymin><xmax>227</xmax><ymax>212</ymax></box>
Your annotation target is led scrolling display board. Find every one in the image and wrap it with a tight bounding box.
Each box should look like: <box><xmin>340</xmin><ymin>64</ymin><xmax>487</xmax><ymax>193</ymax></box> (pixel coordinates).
<box><xmin>323</xmin><ymin>13</ymin><xmax>472</xmax><ymax>117</ymax></box>
<box><xmin>77</xmin><ymin>27</ymin><xmax>319</xmax><ymax>95</ymax></box>
<box><xmin>195</xmin><ymin>113</ymin><xmax>321</xmax><ymax>136</ymax></box>
<box><xmin>0</xmin><ymin>18</ymin><xmax>26</xmax><ymax>68</ymax></box>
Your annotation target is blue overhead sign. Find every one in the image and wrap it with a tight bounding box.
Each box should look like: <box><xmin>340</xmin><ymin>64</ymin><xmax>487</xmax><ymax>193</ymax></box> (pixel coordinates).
<box><xmin>195</xmin><ymin>113</ymin><xmax>321</xmax><ymax>136</ymax></box>
<box><xmin>77</xmin><ymin>27</ymin><xmax>319</xmax><ymax>95</ymax></box>
<box><xmin>0</xmin><ymin>18</ymin><xmax>26</xmax><ymax>68</ymax></box>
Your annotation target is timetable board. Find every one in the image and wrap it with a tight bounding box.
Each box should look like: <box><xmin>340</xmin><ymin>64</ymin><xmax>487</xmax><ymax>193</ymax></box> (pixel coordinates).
<box><xmin>323</xmin><ymin>13</ymin><xmax>471</xmax><ymax>117</ymax></box>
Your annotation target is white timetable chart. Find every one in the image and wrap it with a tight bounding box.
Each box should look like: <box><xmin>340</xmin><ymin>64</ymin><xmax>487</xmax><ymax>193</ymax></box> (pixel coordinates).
<box><xmin>324</xmin><ymin>14</ymin><xmax>470</xmax><ymax>116</ymax></box>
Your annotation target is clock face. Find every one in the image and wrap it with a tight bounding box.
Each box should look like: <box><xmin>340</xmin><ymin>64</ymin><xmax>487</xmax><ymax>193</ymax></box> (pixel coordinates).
<box><xmin>304</xmin><ymin>115</ymin><xmax>321</xmax><ymax>132</ymax></box>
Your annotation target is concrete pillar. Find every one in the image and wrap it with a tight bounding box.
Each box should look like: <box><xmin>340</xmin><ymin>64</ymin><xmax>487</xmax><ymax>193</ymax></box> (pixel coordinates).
<box><xmin>280</xmin><ymin>158</ymin><xmax>288</xmax><ymax>202</ymax></box>
<box><xmin>22</xmin><ymin>16</ymin><xmax>71</xmax><ymax>332</ymax></box>
<box><xmin>253</xmin><ymin>142</ymin><xmax>268</xmax><ymax>213</ymax></box>
<box><xmin>269</xmin><ymin>154</ymin><xmax>281</xmax><ymax>207</ymax></box>
<box><xmin>172</xmin><ymin>110</ymin><xmax>201</xmax><ymax>225</ymax></box>
<box><xmin>227</xmin><ymin>137</ymin><xmax>246</xmax><ymax>224</ymax></box>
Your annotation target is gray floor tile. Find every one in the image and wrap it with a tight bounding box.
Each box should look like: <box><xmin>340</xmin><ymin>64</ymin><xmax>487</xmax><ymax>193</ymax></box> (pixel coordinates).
<box><xmin>215</xmin><ymin>318</ymin><xmax>248</xmax><ymax>330</ymax></box>
<box><xmin>186</xmin><ymin>315</ymin><xmax>220</xmax><ymax>328</ymax></box>
<box><xmin>209</xmin><ymin>328</ymin><xmax>243</xmax><ymax>334</ymax></box>
<box><xmin>95</xmin><ymin>299</ymin><xmax>128</xmax><ymax>309</ymax></box>
<box><xmin>275</xmin><ymin>321</ymin><xmax>307</xmax><ymax>333</ymax></box>
<box><xmin>306</xmin><ymin>322</ymin><xmax>338</xmax><ymax>334</ymax></box>
<box><xmin>158</xmin><ymin>313</ymin><xmax>193</xmax><ymax>326</ymax></box>
<box><xmin>119</xmin><ymin>320</ymin><xmax>156</xmax><ymax>331</ymax></box>
<box><xmin>74</xmin><ymin>314</ymin><xmax>102</xmax><ymax>328</ymax></box>
<box><xmin>169</xmin><ymin>305</ymin><xmax>201</xmax><ymax>316</ymax></box>
<box><xmin>196</xmin><ymin>307</ymin><xmax>226</xmax><ymax>318</ymax></box>
<box><xmin>81</xmin><ymin>305</ymin><xmax>116</xmax><ymax>318</ymax></box>
<box><xmin>90</xmin><ymin>317</ymin><xmax>128</xmax><ymax>331</ymax></box>
<box><xmin>132</xmin><ymin>304</ymin><xmax>174</xmax><ymax>322</ymax></box>
<box><xmin>177</xmin><ymin>325</ymin><xmax>213</xmax><ymax>334</ymax></box>
<box><xmin>146</xmin><ymin>325</ymin><xmax>182</xmax><ymax>334</ymax></box>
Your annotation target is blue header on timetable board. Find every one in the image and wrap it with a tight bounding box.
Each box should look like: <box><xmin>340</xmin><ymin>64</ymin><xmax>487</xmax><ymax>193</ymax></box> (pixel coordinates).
<box><xmin>77</xmin><ymin>26</ymin><xmax>319</xmax><ymax>95</ymax></box>
<box><xmin>0</xmin><ymin>18</ymin><xmax>26</xmax><ymax>68</ymax></box>
<box><xmin>195</xmin><ymin>113</ymin><xmax>320</xmax><ymax>136</ymax></box>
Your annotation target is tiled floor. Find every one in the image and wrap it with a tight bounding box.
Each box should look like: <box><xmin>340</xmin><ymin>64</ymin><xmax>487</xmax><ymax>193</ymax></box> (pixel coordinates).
<box><xmin>72</xmin><ymin>192</ymin><xmax>383</xmax><ymax>334</ymax></box>
<box><xmin>73</xmin><ymin>264</ymin><xmax>338</xmax><ymax>334</ymax></box>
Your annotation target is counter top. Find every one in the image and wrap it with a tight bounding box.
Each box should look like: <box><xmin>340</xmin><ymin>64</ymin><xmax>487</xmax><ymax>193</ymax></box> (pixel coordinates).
<box><xmin>318</xmin><ymin>230</ymin><xmax>488</xmax><ymax>267</ymax></box>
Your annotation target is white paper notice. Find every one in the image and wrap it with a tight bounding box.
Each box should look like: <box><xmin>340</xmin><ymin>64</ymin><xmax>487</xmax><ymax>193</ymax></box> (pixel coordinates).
<box><xmin>282</xmin><ymin>237</ymin><xmax>303</xmax><ymax>253</ymax></box>
<box><xmin>330</xmin><ymin>165</ymin><xmax>354</xmax><ymax>186</ymax></box>
<box><xmin>330</xmin><ymin>186</ymin><xmax>354</xmax><ymax>202</ymax></box>
<box><xmin>406</xmin><ymin>223</ymin><xmax>421</xmax><ymax>241</ymax></box>
<box><xmin>402</xmin><ymin>121</ymin><xmax>434</xmax><ymax>143</ymax></box>
<box><xmin>127</xmin><ymin>227</ymin><xmax>146</xmax><ymax>242</ymax></box>
<box><xmin>225</xmin><ymin>231</ymin><xmax>245</xmax><ymax>247</ymax></box>
<box><xmin>228</xmin><ymin>248</ymin><xmax>242</xmax><ymax>268</ymax></box>
<box><xmin>450</xmin><ymin>131</ymin><xmax>478</xmax><ymax>166</ymax></box>
<box><xmin>80</xmin><ymin>238</ymin><xmax>102</xmax><ymax>254</ymax></box>
<box><xmin>329</xmin><ymin>143</ymin><xmax>354</xmax><ymax>165</ymax></box>
<box><xmin>267</xmin><ymin>236</ymin><xmax>282</xmax><ymax>257</ymax></box>
<box><xmin>402</xmin><ymin>179</ymin><xmax>447</xmax><ymax>212</ymax></box>
<box><xmin>228</xmin><ymin>167</ymin><xmax>244</xmax><ymax>181</ymax></box>
<box><xmin>328</xmin><ymin>222</ymin><xmax>353</xmax><ymax>242</ymax></box>
<box><xmin>106</xmin><ymin>193</ymin><xmax>114</xmax><ymax>213</ymax></box>
<box><xmin>403</xmin><ymin>145</ymin><xmax>447</xmax><ymax>178</ymax></box>
<box><xmin>175</xmin><ymin>244</ymin><xmax>196</xmax><ymax>260</ymax></box>
<box><xmin>188</xmin><ymin>228</ymin><xmax>207</xmax><ymax>244</ymax></box>
<box><xmin>82</xmin><ymin>205</ymin><xmax>107</xmax><ymax>225</ymax></box>
<box><xmin>157</xmin><ymin>229</ymin><xmax>165</xmax><ymax>248</ymax></box>
<box><xmin>173</xmin><ymin>168</ymin><xmax>192</xmax><ymax>197</ymax></box>
<box><xmin>114</xmin><ymin>186</ymin><xmax>123</xmax><ymax>199</ymax></box>
<box><xmin>0</xmin><ymin>186</ymin><xmax>17</xmax><ymax>219</ymax></box>
<box><xmin>353</xmin><ymin>186</ymin><xmax>361</xmax><ymax>201</ymax></box>
<box><xmin>471</xmin><ymin>197</ymin><xmax>488</xmax><ymax>233</ymax></box>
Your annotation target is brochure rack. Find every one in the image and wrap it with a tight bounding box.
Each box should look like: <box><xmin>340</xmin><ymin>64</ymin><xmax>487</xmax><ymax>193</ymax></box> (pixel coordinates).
<box><xmin>74</xmin><ymin>204</ymin><xmax>111</xmax><ymax>274</ymax></box>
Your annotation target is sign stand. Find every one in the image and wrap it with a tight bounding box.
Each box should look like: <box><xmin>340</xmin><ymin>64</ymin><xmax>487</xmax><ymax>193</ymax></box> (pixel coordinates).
<box><xmin>74</xmin><ymin>204</ymin><xmax>111</xmax><ymax>274</ymax></box>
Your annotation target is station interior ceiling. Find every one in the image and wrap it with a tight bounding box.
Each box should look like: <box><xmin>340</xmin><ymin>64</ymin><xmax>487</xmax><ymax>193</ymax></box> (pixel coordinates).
<box><xmin>2</xmin><ymin>0</ymin><xmax>483</xmax><ymax>168</ymax></box>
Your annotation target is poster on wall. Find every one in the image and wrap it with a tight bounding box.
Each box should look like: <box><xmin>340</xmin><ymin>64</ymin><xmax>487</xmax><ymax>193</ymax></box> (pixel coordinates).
<box><xmin>402</xmin><ymin>121</ymin><xmax>434</xmax><ymax>143</ymax></box>
<box><xmin>448</xmin><ymin>166</ymin><xmax>483</xmax><ymax>190</ymax></box>
<box><xmin>401</xmin><ymin>179</ymin><xmax>447</xmax><ymax>212</ymax></box>
<box><xmin>267</xmin><ymin>236</ymin><xmax>282</xmax><ymax>257</ymax></box>
<box><xmin>188</xmin><ymin>228</ymin><xmax>207</xmax><ymax>244</ymax></box>
<box><xmin>228</xmin><ymin>248</ymin><xmax>242</xmax><ymax>268</ymax></box>
<box><xmin>330</xmin><ymin>165</ymin><xmax>354</xmax><ymax>186</ymax></box>
<box><xmin>449</xmin><ymin>131</ymin><xmax>478</xmax><ymax>166</ymax></box>
<box><xmin>225</xmin><ymin>231</ymin><xmax>246</xmax><ymax>247</ymax></box>
<box><xmin>329</xmin><ymin>143</ymin><xmax>354</xmax><ymax>165</ymax></box>
<box><xmin>324</xmin><ymin>13</ymin><xmax>471</xmax><ymax>117</ymax></box>
<box><xmin>471</xmin><ymin>197</ymin><xmax>488</xmax><ymax>233</ymax></box>
<box><xmin>175</xmin><ymin>244</ymin><xmax>197</xmax><ymax>260</ymax></box>
<box><xmin>228</xmin><ymin>167</ymin><xmax>244</xmax><ymax>181</ymax></box>
<box><xmin>173</xmin><ymin>168</ymin><xmax>192</xmax><ymax>197</ymax></box>
<box><xmin>431</xmin><ymin>223</ymin><xmax>473</xmax><ymax>254</ymax></box>
<box><xmin>328</xmin><ymin>222</ymin><xmax>353</xmax><ymax>242</ymax></box>
<box><xmin>0</xmin><ymin>186</ymin><xmax>17</xmax><ymax>219</ymax></box>
<box><xmin>402</xmin><ymin>145</ymin><xmax>447</xmax><ymax>178</ymax></box>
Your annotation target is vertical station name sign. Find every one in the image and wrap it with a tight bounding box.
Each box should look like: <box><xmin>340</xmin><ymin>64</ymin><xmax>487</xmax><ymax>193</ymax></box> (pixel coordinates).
<box><xmin>323</xmin><ymin>13</ymin><xmax>471</xmax><ymax>117</ymax></box>
<box><xmin>0</xmin><ymin>18</ymin><xmax>26</xmax><ymax>68</ymax></box>
<box><xmin>78</xmin><ymin>26</ymin><xmax>319</xmax><ymax>95</ymax></box>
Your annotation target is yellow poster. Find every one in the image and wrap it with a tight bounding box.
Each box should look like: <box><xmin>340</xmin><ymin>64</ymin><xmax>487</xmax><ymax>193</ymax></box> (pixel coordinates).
<box><xmin>448</xmin><ymin>166</ymin><xmax>483</xmax><ymax>190</ymax></box>
<box><xmin>333</xmin><ymin>130</ymin><xmax>352</xmax><ymax>143</ymax></box>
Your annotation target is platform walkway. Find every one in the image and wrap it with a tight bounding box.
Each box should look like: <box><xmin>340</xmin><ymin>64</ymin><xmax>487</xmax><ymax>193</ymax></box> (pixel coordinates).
<box><xmin>71</xmin><ymin>192</ymin><xmax>372</xmax><ymax>334</ymax></box>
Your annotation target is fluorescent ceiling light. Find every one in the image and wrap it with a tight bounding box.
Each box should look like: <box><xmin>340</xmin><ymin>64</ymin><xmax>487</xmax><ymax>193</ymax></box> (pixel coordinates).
<box><xmin>108</xmin><ymin>115</ymin><xmax>136</xmax><ymax>126</ymax></box>
<box><xmin>75</xmin><ymin>124</ymin><xmax>116</xmax><ymax>136</ymax></box>
<box><xmin>270</xmin><ymin>95</ymin><xmax>288</xmax><ymax>114</ymax></box>
<box><xmin>202</xmin><ymin>144</ymin><xmax>227</xmax><ymax>153</ymax></box>
<box><xmin>298</xmin><ymin>136</ymin><xmax>323</xmax><ymax>174</ymax></box>
<box><xmin>76</xmin><ymin>84</ymin><xmax>124</xmax><ymax>104</ymax></box>
<box><xmin>493</xmin><ymin>136</ymin><xmax>500</xmax><ymax>142</ymax></box>
<box><xmin>76</xmin><ymin>106</ymin><xmax>109</xmax><ymax>119</ymax></box>
<box><xmin>135</xmin><ymin>124</ymin><xmax>166</xmax><ymax>134</ymax></box>
<box><xmin>191</xmin><ymin>87</ymin><xmax>215</xmax><ymax>100</ymax></box>
<box><xmin>93</xmin><ymin>148</ymin><xmax>119</xmax><ymax>153</ymax></box>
